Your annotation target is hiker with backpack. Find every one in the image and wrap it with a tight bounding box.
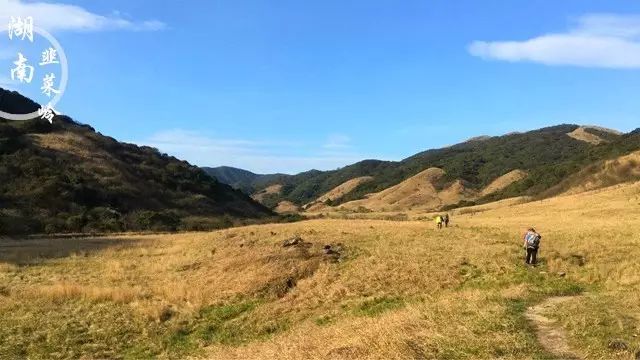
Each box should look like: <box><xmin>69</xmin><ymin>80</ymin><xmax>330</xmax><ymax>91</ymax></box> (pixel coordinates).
<box><xmin>443</xmin><ymin>214</ymin><xmax>450</xmax><ymax>228</ymax></box>
<box><xmin>523</xmin><ymin>228</ymin><xmax>542</xmax><ymax>266</ymax></box>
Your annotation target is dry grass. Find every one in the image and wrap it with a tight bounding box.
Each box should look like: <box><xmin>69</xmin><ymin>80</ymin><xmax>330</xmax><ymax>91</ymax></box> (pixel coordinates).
<box><xmin>30</xmin><ymin>132</ymin><xmax>118</xmax><ymax>177</ymax></box>
<box><xmin>332</xmin><ymin>168</ymin><xmax>528</xmax><ymax>212</ymax></box>
<box><xmin>566</xmin><ymin>126</ymin><xmax>607</xmax><ymax>145</ymax></box>
<box><xmin>1</xmin><ymin>181</ymin><xmax>640</xmax><ymax>359</ymax></box>
<box><xmin>31</xmin><ymin>132</ymin><xmax>107</xmax><ymax>159</ymax></box>
<box><xmin>481</xmin><ymin>169</ymin><xmax>528</xmax><ymax>197</ymax></box>
<box><xmin>306</xmin><ymin>176</ymin><xmax>374</xmax><ymax>211</ymax></box>
<box><xmin>558</xmin><ymin>150</ymin><xmax>640</xmax><ymax>195</ymax></box>
<box><xmin>274</xmin><ymin>200</ymin><xmax>300</xmax><ymax>214</ymax></box>
<box><xmin>252</xmin><ymin>184</ymin><xmax>283</xmax><ymax>203</ymax></box>
<box><xmin>31</xmin><ymin>281</ymin><xmax>143</xmax><ymax>303</ymax></box>
<box><xmin>339</xmin><ymin>168</ymin><xmax>476</xmax><ymax>212</ymax></box>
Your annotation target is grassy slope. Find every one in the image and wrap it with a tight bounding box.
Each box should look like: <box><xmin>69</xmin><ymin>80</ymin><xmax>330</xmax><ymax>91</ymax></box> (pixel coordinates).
<box><xmin>1</xmin><ymin>181</ymin><xmax>639</xmax><ymax>359</ymax></box>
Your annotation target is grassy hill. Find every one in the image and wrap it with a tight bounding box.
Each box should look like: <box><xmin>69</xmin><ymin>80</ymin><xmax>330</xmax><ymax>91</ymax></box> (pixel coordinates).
<box><xmin>0</xmin><ymin>88</ymin><xmax>273</xmax><ymax>235</ymax></box>
<box><xmin>212</xmin><ymin>125</ymin><xmax>640</xmax><ymax>211</ymax></box>
<box><xmin>2</xmin><ymin>178</ymin><xmax>639</xmax><ymax>358</ymax></box>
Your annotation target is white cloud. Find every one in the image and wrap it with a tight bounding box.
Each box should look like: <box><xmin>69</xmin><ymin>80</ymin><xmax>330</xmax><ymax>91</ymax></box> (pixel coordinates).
<box><xmin>137</xmin><ymin>129</ymin><xmax>366</xmax><ymax>174</ymax></box>
<box><xmin>469</xmin><ymin>14</ymin><xmax>640</xmax><ymax>69</ymax></box>
<box><xmin>323</xmin><ymin>133</ymin><xmax>351</xmax><ymax>150</ymax></box>
<box><xmin>0</xmin><ymin>0</ymin><xmax>166</xmax><ymax>32</ymax></box>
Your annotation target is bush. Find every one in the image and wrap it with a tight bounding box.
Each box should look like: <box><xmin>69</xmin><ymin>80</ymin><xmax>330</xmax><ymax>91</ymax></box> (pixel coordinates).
<box><xmin>65</xmin><ymin>214</ymin><xmax>87</xmax><ymax>232</ymax></box>
<box><xmin>80</xmin><ymin>207</ymin><xmax>124</xmax><ymax>232</ymax></box>
<box><xmin>0</xmin><ymin>212</ymin><xmax>42</xmax><ymax>235</ymax></box>
<box><xmin>178</xmin><ymin>216</ymin><xmax>234</xmax><ymax>232</ymax></box>
<box><xmin>279</xmin><ymin>213</ymin><xmax>305</xmax><ymax>223</ymax></box>
<box><xmin>441</xmin><ymin>200</ymin><xmax>476</xmax><ymax>211</ymax></box>
<box><xmin>127</xmin><ymin>210</ymin><xmax>181</xmax><ymax>232</ymax></box>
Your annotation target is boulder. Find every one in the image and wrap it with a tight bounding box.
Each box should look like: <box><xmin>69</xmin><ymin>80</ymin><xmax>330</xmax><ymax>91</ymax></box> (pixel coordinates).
<box><xmin>323</xmin><ymin>243</ymin><xmax>344</xmax><ymax>262</ymax></box>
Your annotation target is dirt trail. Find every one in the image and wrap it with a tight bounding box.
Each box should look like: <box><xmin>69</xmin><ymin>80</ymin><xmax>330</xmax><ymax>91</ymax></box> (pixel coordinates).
<box><xmin>525</xmin><ymin>296</ymin><xmax>583</xmax><ymax>360</ymax></box>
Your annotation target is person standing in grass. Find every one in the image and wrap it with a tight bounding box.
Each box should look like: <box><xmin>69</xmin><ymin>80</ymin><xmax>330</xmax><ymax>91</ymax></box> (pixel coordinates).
<box><xmin>523</xmin><ymin>228</ymin><xmax>542</xmax><ymax>266</ymax></box>
<box><xmin>443</xmin><ymin>214</ymin><xmax>450</xmax><ymax>228</ymax></box>
<box><xmin>434</xmin><ymin>215</ymin><xmax>443</xmax><ymax>229</ymax></box>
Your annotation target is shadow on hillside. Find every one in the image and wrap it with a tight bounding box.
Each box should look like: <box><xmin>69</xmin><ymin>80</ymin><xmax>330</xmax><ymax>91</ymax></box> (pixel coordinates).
<box><xmin>0</xmin><ymin>236</ymin><xmax>144</xmax><ymax>265</ymax></box>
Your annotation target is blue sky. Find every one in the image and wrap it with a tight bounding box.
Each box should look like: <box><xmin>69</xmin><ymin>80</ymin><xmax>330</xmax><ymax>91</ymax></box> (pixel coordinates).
<box><xmin>2</xmin><ymin>0</ymin><xmax>640</xmax><ymax>173</ymax></box>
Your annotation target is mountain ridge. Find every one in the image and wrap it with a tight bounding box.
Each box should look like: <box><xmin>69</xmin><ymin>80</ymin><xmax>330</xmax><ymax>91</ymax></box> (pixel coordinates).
<box><xmin>206</xmin><ymin>124</ymin><xmax>640</xmax><ymax>212</ymax></box>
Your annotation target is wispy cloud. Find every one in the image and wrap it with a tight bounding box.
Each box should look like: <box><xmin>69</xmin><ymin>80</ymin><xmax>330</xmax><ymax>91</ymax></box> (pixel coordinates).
<box><xmin>469</xmin><ymin>14</ymin><xmax>640</xmax><ymax>69</ymax></box>
<box><xmin>0</xmin><ymin>0</ymin><xmax>166</xmax><ymax>32</ymax></box>
<box><xmin>323</xmin><ymin>133</ymin><xmax>351</xmax><ymax>150</ymax></box>
<box><xmin>137</xmin><ymin>129</ymin><xmax>366</xmax><ymax>174</ymax></box>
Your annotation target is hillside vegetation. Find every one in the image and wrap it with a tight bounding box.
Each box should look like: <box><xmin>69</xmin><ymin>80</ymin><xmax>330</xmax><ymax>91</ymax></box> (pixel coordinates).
<box><xmin>304</xmin><ymin>176</ymin><xmax>373</xmax><ymax>211</ymax></box>
<box><xmin>2</xmin><ymin>180</ymin><xmax>639</xmax><ymax>359</ymax></box>
<box><xmin>0</xmin><ymin>89</ymin><xmax>272</xmax><ymax>235</ymax></box>
<box><xmin>201</xmin><ymin>166</ymin><xmax>288</xmax><ymax>195</ymax></box>
<box><xmin>544</xmin><ymin>149</ymin><xmax>640</xmax><ymax>196</ymax></box>
<box><xmin>211</xmin><ymin>125</ymin><xmax>640</xmax><ymax>212</ymax></box>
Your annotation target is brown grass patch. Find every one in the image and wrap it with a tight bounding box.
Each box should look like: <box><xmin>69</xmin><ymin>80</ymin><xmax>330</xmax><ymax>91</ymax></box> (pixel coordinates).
<box><xmin>252</xmin><ymin>184</ymin><xmax>283</xmax><ymax>203</ymax></box>
<box><xmin>567</xmin><ymin>126</ymin><xmax>607</xmax><ymax>145</ymax></box>
<box><xmin>481</xmin><ymin>169</ymin><xmax>528</xmax><ymax>197</ymax></box>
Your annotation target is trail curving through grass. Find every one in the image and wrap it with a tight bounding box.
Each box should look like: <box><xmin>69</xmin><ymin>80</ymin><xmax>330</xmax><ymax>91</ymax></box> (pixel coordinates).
<box><xmin>525</xmin><ymin>296</ymin><xmax>583</xmax><ymax>360</ymax></box>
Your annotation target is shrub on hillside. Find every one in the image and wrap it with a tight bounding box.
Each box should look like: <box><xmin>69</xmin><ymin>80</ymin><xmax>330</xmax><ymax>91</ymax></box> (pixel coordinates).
<box><xmin>126</xmin><ymin>210</ymin><xmax>181</xmax><ymax>232</ymax></box>
<box><xmin>178</xmin><ymin>215</ymin><xmax>235</xmax><ymax>231</ymax></box>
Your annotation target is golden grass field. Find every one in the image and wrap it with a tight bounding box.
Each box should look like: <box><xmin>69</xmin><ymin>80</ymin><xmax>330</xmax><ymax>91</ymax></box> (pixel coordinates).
<box><xmin>1</xmin><ymin>181</ymin><xmax>640</xmax><ymax>359</ymax></box>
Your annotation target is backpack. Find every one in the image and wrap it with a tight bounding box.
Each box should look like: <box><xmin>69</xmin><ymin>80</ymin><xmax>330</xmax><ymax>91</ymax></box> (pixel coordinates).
<box><xmin>525</xmin><ymin>232</ymin><xmax>541</xmax><ymax>248</ymax></box>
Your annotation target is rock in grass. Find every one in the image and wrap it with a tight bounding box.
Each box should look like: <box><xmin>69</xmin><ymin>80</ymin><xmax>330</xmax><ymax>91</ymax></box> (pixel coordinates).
<box><xmin>323</xmin><ymin>244</ymin><xmax>344</xmax><ymax>263</ymax></box>
<box><xmin>323</xmin><ymin>244</ymin><xmax>344</xmax><ymax>255</ymax></box>
<box><xmin>608</xmin><ymin>339</ymin><xmax>628</xmax><ymax>351</ymax></box>
<box><xmin>282</xmin><ymin>236</ymin><xmax>304</xmax><ymax>247</ymax></box>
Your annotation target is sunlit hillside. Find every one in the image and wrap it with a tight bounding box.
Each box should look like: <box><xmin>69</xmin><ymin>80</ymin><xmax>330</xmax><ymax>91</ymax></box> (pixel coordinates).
<box><xmin>1</xmin><ymin>180</ymin><xmax>639</xmax><ymax>359</ymax></box>
<box><xmin>0</xmin><ymin>90</ymin><xmax>273</xmax><ymax>236</ymax></box>
<box><xmin>208</xmin><ymin>126</ymin><xmax>640</xmax><ymax>215</ymax></box>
